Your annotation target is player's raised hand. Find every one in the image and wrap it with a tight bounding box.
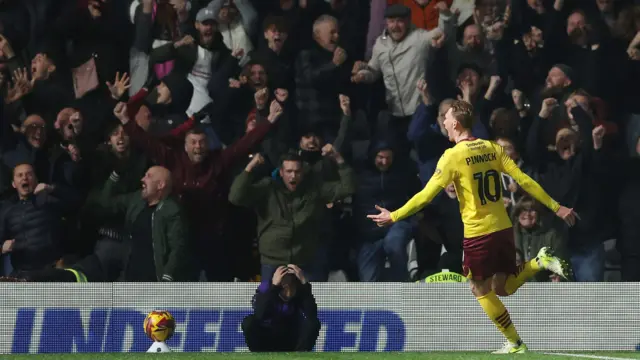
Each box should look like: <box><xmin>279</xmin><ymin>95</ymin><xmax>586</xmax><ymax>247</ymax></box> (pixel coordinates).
<box><xmin>367</xmin><ymin>205</ymin><xmax>393</xmax><ymax>227</ymax></box>
<box><xmin>555</xmin><ymin>206</ymin><xmax>580</xmax><ymax>227</ymax></box>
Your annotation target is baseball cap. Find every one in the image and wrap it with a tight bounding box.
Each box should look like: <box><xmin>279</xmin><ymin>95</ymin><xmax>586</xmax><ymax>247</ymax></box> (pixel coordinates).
<box><xmin>384</xmin><ymin>4</ymin><xmax>411</xmax><ymax>18</ymax></box>
<box><xmin>196</xmin><ymin>7</ymin><xmax>216</xmax><ymax>23</ymax></box>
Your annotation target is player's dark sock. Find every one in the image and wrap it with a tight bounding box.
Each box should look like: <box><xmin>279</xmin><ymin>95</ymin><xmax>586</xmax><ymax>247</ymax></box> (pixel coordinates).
<box><xmin>477</xmin><ymin>291</ymin><xmax>522</xmax><ymax>344</ymax></box>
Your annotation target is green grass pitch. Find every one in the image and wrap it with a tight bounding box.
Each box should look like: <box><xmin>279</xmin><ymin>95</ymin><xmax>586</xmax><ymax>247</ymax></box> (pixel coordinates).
<box><xmin>3</xmin><ymin>352</ymin><xmax>640</xmax><ymax>360</ymax></box>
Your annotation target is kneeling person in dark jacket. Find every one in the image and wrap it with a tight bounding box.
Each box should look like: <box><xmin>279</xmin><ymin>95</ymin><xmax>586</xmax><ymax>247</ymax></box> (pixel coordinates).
<box><xmin>242</xmin><ymin>265</ymin><xmax>321</xmax><ymax>352</ymax></box>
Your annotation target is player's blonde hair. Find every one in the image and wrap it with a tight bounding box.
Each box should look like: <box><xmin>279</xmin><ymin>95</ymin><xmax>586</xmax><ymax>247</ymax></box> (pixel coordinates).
<box><xmin>449</xmin><ymin>100</ymin><xmax>475</xmax><ymax>130</ymax></box>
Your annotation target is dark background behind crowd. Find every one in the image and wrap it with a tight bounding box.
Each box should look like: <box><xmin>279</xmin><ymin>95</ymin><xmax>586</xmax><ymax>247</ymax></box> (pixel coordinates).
<box><xmin>0</xmin><ymin>0</ymin><xmax>638</xmax><ymax>283</ymax></box>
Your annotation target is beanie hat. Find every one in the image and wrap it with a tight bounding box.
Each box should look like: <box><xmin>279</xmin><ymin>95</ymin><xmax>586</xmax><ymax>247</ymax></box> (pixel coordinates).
<box><xmin>553</xmin><ymin>64</ymin><xmax>575</xmax><ymax>83</ymax></box>
<box><xmin>160</xmin><ymin>72</ymin><xmax>194</xmax><ymax>114</ymax></box>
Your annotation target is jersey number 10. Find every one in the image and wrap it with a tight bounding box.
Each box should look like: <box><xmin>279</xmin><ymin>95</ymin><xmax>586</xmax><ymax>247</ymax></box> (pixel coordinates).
<box><xmin>473</xmin><ymin>170</ymin><xmax>501</xmax><ymax>205</ymax></box>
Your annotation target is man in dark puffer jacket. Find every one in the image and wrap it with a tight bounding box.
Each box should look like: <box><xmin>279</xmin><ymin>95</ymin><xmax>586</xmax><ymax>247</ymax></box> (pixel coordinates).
<box><xmin>0</xmin><ymin>163</ymin><xmax>80</xmax><ymax>274</ymax></box>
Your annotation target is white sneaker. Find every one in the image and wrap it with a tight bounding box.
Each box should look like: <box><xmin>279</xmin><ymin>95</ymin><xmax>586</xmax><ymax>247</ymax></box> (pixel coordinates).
<box><xmin>492</xmin><ymin>341</ymin><xmax>528</xmax><ymax>354</ymax></box>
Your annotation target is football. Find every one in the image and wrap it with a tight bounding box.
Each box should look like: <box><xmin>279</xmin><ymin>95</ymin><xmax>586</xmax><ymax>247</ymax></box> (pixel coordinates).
<box><xmin>143</xmin><ymin>310</ymin><xmax>176</xmax><ymax>342</ymax></box>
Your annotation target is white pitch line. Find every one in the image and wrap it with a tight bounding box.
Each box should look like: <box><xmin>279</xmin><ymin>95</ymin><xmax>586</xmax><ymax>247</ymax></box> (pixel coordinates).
<box><xmin>542</xmin><ymin>352</ymin><xmax>638</xmax><ymax>360</ymax></box>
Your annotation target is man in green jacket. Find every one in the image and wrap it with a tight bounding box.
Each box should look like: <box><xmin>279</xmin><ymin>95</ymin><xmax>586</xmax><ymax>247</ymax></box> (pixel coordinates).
<box><xmin>229</xmin><ymin>145</ymin><xmax>356</xmax><ymax>282</ymax></box>
<box><xmin>90</xmin><ymin>165</ymin><xmax>191</xmax><ymax>282</ymax></box>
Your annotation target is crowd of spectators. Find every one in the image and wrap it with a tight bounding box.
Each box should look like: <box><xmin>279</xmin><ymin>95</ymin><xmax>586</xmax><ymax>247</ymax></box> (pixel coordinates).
<box><xmin>0</xmin><ymin>0</ymin><xmax>638</xmax><ymax>283</ymax></box>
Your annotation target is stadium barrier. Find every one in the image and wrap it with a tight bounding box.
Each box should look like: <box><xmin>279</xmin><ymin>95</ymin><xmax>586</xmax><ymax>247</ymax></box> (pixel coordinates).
<box><xmin>1</xmin><ymin>283</ymin><xmax>639</xmax><ymax>354</ymax></box>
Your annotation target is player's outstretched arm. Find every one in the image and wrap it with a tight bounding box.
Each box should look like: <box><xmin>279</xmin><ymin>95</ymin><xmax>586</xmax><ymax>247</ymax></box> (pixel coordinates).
<box><xmin>367</xmin><ymin>205</ymin><xmax>393</xmax><ymax>227</ymax></box>
<box><xmin>369</xmin><ymin>151</ymin><xmax>453</xmax><ymax>227</ymax></box>
<box><xmin>499</xmin><ymin>150</ymin><xmax>580</xmax><ymax>227</ymax></box>
<box><xmin>367</xmin><ymin>179</ymin><xmax>444</xmax><ymax>227</ymax></box>
<box><xmin>555</xmin><ymin>206</ymin><xmax>580</xmax><ymax>227</ymax></box>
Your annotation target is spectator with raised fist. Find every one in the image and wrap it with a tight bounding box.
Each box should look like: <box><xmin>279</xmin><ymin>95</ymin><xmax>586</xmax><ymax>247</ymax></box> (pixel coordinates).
<box><xmin>113</xmin><ymin>97</ymin><xmax>281</xmax><ymax>281</ymax></box>
<box><xmin>229</xmin><ymin>145</ymin><xmax>355</xmax><ymax>282</ymax></box>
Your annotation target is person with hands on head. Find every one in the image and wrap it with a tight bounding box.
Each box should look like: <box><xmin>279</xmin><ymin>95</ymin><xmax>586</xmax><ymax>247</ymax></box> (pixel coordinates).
<box><xmin>241</xmin><ymin>264</ymin><xmax>321</xmax><ymax>352</ymax></box>
<box><xmin>368</xmin><ymin>100</ymin><xmax>578</xmax><ymax>354</ymax></box>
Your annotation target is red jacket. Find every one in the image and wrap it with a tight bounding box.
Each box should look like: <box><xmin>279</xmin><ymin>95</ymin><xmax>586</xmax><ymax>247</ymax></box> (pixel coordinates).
<box><xmin>124</xmin><ymin>89</ymin><xmax>272</xmax><ymax>236</ymax></box>
<box><xmin>387</xmin><ymin>0</ymin><xmax>453</xmax><ymax>30</ymax></box>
